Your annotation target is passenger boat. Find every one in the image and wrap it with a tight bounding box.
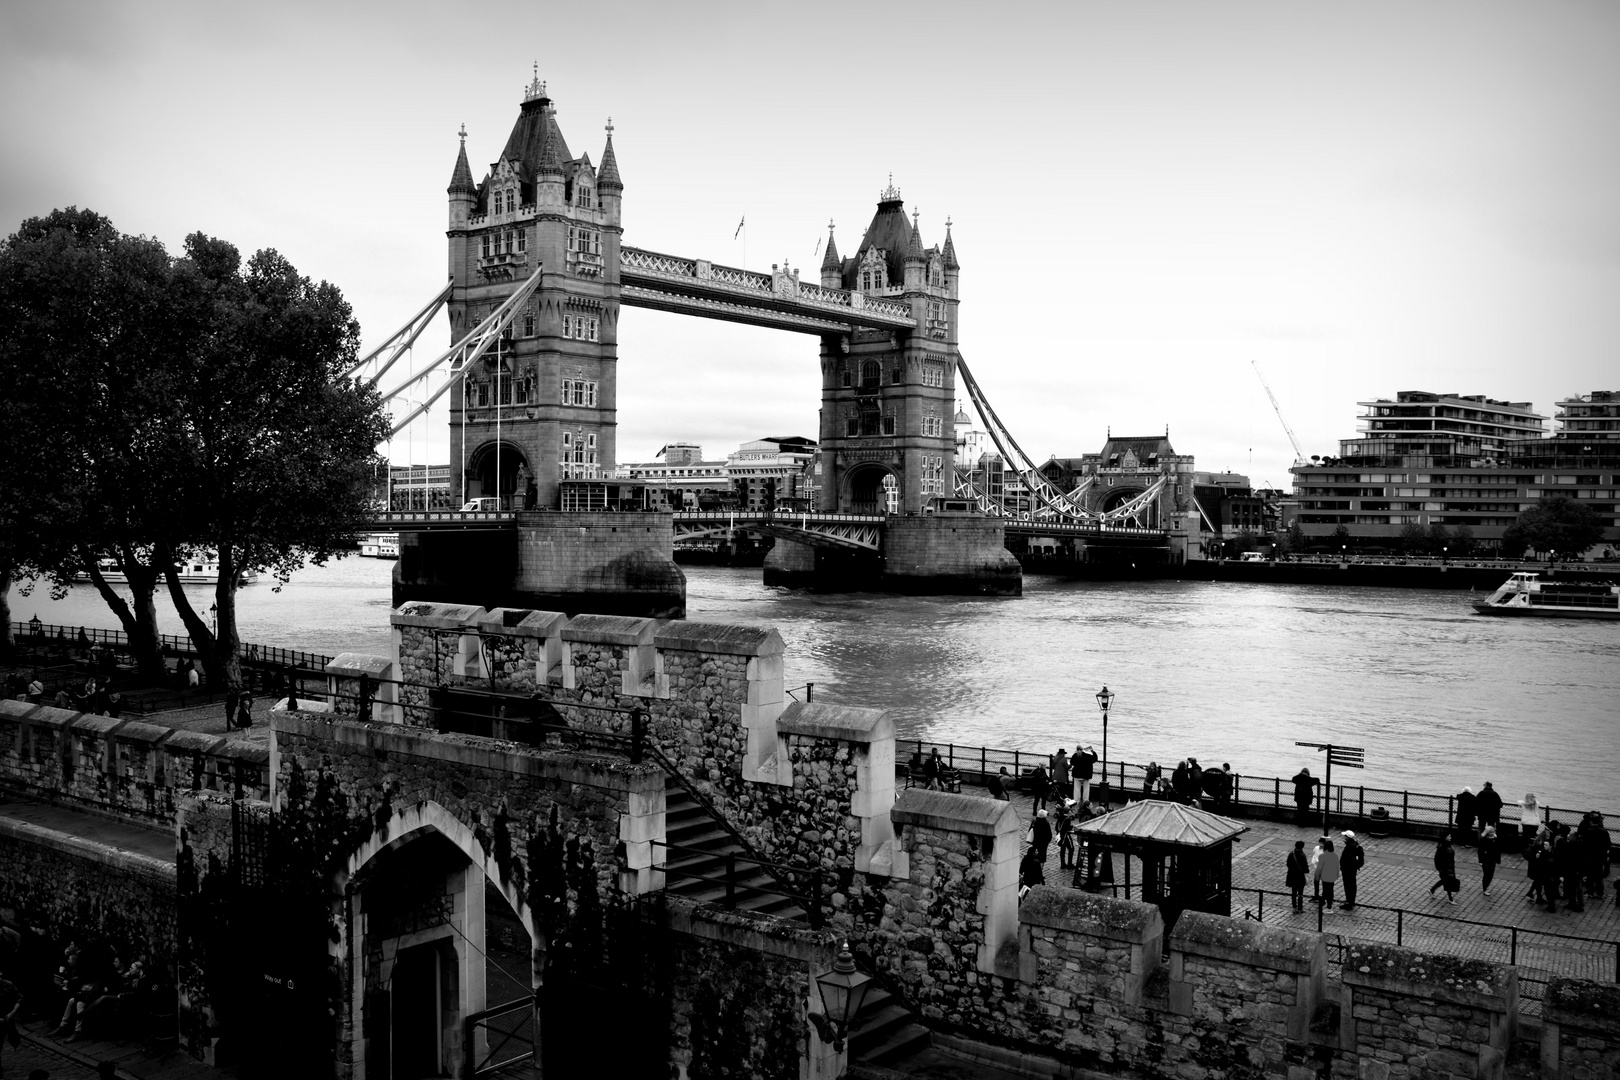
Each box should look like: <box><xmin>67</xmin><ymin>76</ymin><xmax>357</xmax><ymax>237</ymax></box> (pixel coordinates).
<box><xmin>359</xmin><ymin>533</ymin><xmax>400</xmax><ymax>559</ymax></box>
<box><xmin>77</xmin><ymin>557</ymin><xmax>259</xmax><ymax>585</ymax></box>
<box><xmin>1472</xmin><ymin>572</ymin><xmax>1620</xmax><ymax>620</ymax></box>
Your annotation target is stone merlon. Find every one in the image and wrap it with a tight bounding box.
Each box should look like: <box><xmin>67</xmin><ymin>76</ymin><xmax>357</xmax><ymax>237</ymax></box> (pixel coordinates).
<box><xmin>891</xmin><ymin>788</ymin><xmax>1018</xmax><ymax>837</ymax></box>
<box><xmin>1545</xmin><ymin>976</ymin><xmax>1620</xmax><ymax>1038</ymax></box>
<box><xmin>1171</xmin><ymin>909</ymin><xmax>1322</xmax><ymax>973</ymax></box>
<box><xmin>1343</xmin><ymin>941</ymin><xmax>1517</xmax><ymax>1009</ymax></box>
<box><xmin>653</xmin><ymin>622</ymin><xmax>783</xmax><ymax>657</ymax></box>
<box><xmin>326</xmin><ymin>652</ymin><xmax>394</xmax><ymax>678</ymax></box>
<box><xmin>1021</xmin><ymin>888</ymin><xmax>1164</xmax><ymax>945</ymax></box>
<box><xmin>392</xmin><ymin>601</ymin><xmax>489</xmax><ymax>629</ymax></box>
<box><xmin>777</xmin><ymin>701</ymin><xmax>891</xmax><ymax>743</ymax></box>
<box><xmin>561</xmin><ymin>614</ymin><xmax>658</xmax><ymax>646</ymax></box>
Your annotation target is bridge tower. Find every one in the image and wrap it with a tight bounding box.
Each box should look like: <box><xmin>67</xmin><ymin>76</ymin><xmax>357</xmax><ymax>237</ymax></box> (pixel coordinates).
<box><xmin>817</xmin><ymin>183</ymin><xmax>960</xmax><ymax>514</ymax></box>
<box><xmin>446</xmin><ymin>74</ymin><xmax>622</xmax><ymax>509</ymax></box>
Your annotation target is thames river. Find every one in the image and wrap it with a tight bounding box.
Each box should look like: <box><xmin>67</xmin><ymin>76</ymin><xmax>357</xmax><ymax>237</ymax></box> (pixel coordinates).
<box><xmin>10</xmin><ymin>558</ymin><xmax>1617</xmax><ymax>811</ymax></box>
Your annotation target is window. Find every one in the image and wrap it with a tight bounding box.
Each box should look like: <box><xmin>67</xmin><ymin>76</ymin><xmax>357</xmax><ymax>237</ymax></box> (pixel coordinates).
<box><xmin>840</xmin><ymin>369</ymin><xmax>851</xmax><ymax>388</ymax></box>
<box><xmin>569</xmin><ymin>227</ymin><xmax>601</xmax><ymax>256</ymax></box>
<box><xmin>481</xmin><ymin>235</ymin><xmax>492</xmax><ymax>259</ymax></box>
<box><xmin>921</xmin><ymin>455</ymin><xmax>945</xmax><ymax>496</ymax></box>
<box><xmin>523</xmin><ymin>312</ymin><xmax>535</xmax><ymax>337</ymax></box>
<box><xmin>923</xmin><ymin>411</ymin><xmax>943</xmax><ymax>438</ymax></box>
<box><xmin>860</xmin><ymin>361</ymin><xmax>881</xmax><ymax>390</ymax></box>
<box><xmin>515</xmin><ymin>373</ymin><xmax>532</xmax><ymax>405</ymax></box>
<box><xmin>516</xmin><ymin>229</ymin><xmax>526</xmax><ymax>254</ymax></box>
<box><xmin>891</xmin><ymin>368</ymin><xmax>903</xmax><ymax>386</ymax></box>
<box><xmin>561</xmin><ymin>378</ymin><xmax>598</xmax><ymax>407</ymax></box>
<box><xmin>846</xmin><ymin>417</ymin><xmax>858</xmax><ymax>436</ymax></box>
<box><xmin>577</xmin><ymin>185</ymin><xmax>594</xmax><ymax>209</ymax></box>
<box><xmin>498</xmin><ymin>373</ymin><xmax>512</xmax><ymax>406</ymax></box>
<box><xmin>921</xmin><ymin>362</ymin><xmax>945</xmax><ymax>388</ymax></box>
<box><xmin>882</xmin><ymin>416</ymin><xmax>896</xmax><ymax>436</ymax></box>
<box><xmin>562</xmin><ymin>315</ymin><xmax>600</xmax><ymax>341</ymax></box>
<box><xmin>493</xmin><ymin>191</ymin><xmax>503</xmax><ymax>216</ymax></box>
<box><xmin>497</xmin><ymin>231</ymin><xmax>507</xmax><ymax>256</ymax></box>
<box><xmin>474</xmin><ymin>381</ymin><xmax>490</xmax><ymax>408</ymax></box>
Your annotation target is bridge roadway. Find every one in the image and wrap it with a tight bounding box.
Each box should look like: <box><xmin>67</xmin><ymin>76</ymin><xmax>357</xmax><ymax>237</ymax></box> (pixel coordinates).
<box><xmin>370</xmin><ymin>509</ymin><xmax>1169</xmax><ymax>553</ymax></box>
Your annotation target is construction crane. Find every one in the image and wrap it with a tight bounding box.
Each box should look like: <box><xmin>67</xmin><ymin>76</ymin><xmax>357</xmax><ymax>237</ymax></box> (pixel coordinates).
<box><xmin>1250</xmin><ymin>360</ymin><xmax>1307</xmax><ymax>467</ymax></box>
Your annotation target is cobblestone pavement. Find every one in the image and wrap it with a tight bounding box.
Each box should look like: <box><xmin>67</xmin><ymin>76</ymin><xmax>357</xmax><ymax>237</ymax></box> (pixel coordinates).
<box><xmin>1</xmin><ymin>1032</ymin><xmax>102</xmax><ymax>1079</ymax></box>
<box><xmin>1003</xmin><ymin>792</ymin><xmax>1618</xmax><ymax>997</ymax></box>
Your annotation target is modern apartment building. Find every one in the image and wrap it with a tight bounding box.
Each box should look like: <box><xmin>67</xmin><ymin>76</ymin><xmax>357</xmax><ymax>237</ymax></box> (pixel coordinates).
<box><xmin>1292</xmin><ymin>390</ymin><xmax>1620</xmax><ymax>551</ymax></box>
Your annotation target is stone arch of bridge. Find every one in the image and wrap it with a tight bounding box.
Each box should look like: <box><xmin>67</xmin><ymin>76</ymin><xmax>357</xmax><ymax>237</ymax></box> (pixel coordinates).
<box><xmin>345</xmin><ymin>800</ymin><xmax>539</xmax><ymax>1080</ymax></box>
<box><xmin>843</xmin><ymin>461</ymin><xmax>900</xmax><ymax>515</ymax></box>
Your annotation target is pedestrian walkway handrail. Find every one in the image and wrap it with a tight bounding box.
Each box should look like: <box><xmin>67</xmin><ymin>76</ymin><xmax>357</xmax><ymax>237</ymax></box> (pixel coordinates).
<box><xmin>649</xmin><ymin>839</ymin><xmax>824</xmax><ymax>928</ymax></box>
<box><xmin>1093</xmin><ymin>881</ymin><xmax>1620</xmax><ymax>983</ymax></box>
<box><xmin>10</xmin><ymin>620</ymin><xmax>334</xmax><ymax>675</ymax></box>
<box><xmin>895</xmin><ymin>737</ymin><xmax>1611</xmax><ymax>836</ymax></box>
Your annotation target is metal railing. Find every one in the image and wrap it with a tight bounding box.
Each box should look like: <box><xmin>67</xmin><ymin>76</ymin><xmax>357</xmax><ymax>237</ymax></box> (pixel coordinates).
<box><xmin>464</xmin><ymin>995</ymin><xmax>534</xmax><ymax>1076</ymax></box>
<box><xmin>9</xmin><ymin>620</ymin><xmax>333</xmax><ymax>676</ymax></box>
<box><xmin>650</xmin><ymin>839</ymin><xmax>824</xmax><ymax>928</ymax></box>
<box><xmin>894</xmin><ymin>737</ymin><xmax>1614</xmax><ymax>836</ymax></box>
<box><xmin>1095</xmin><ymin>880</ymin><xmax>1619</xmax><ymax>985</ymax></box>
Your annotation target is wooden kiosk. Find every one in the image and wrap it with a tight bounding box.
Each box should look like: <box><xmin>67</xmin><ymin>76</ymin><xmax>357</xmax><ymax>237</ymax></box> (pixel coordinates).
<box><xmin>1075</xmin><ymin>801</ymin><xmax>1248</xmax><ymax>931</ymax></box>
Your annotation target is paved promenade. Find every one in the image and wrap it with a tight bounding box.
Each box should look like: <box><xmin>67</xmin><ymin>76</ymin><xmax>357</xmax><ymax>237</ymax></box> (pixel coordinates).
<box><xmin>1001</xmin><ymin>789</ymin><xmax>1619</xmax><ymax>1007</ymax></box>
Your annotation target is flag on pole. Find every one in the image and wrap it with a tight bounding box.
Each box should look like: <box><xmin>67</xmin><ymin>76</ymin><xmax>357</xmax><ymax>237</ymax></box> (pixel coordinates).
<box><xmin>734</xmin><ymin>216</ymin><xmax>745</xmax><ymax>239</ymax></box>
<box><xmin>813</xmin><ymin>235</ymin><xmax>821</xmax><ymax>258</ymax></box>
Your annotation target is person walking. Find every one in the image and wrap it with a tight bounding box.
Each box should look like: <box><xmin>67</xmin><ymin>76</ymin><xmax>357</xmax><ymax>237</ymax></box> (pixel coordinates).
<box><xmin>235</xmin><ymin>690</ymin><xmax>254</xmax><ymax>730</ymax></box>
<box><xmin>1314</xmin><ymin>838</ymin><xmax>1341</xmax><ymax>910</ymax></box>
<box><xmin>1030</xmin><ymin>762</ymin><xmax>1051</xmax><ymax>813</ymax></box>
<box><xmin>1032</xmin><ymin>809</ymin><xmax>1052</xmax><ymax>864</ymax></box>
<box><xmin>1286</xmin><ymin>840</ymin><xmax>1309</xmax><ymax>911</ymax></box>
<box><xmin>1019</xmin><ymin>847</ymin><xmax>1044</xmax><ymax>900</ymax></box>
<box><xmin>1477</xmin><ymin>825</ymin><xmax>1501</xmax><ymax>897</ymax></box>
<box><xmin>1292</xmin><ymin>768</ymin><xmax>1318</xmax><ymax>825</ymax></box>
<box><xmin>924</xmin><ymin>748</ymin><xmax>943</xmax><ymax>791</ymax></box>
<box><xmin>1056</xmin><ymin>800</ymin><xmax>1076</xmax><ymax>870</ymax></box>
<box><xmin>1476</xmin><ymin>782</ymin><xmax>1504</xmax><ymax>832</ymax></box>
<box><xmin>1429</xmin><ymin>833</ymin><xmax>1459</xmax><ymax>904</ymax></box>
<box><xmin>1339</xmin><ymin>830</ymin><xmax>1365</xmax><ymax>909</ymax></box>
<box><xmin>1052</xmin><ymin>749</ymin><xmax>1070</xmax><ymax>805</ymax></box>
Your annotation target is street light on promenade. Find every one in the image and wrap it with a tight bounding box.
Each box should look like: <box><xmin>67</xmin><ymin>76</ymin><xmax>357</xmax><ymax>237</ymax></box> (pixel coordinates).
<box><xmin>1096</xmin><ymin>686</ymin><xmax>1114</xmax><ymax>796</ymax></box>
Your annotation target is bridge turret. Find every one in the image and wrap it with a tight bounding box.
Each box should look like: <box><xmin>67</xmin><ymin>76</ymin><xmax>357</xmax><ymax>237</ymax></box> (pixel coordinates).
<box><xmin>598</xmin><ymin>121</ymin><xmax>623</xmax><ymax>229</ymax></box>
<box><xmin>941</xmin><ymin>219</ymin><xmax>960</xmax><ymax>299</ymax></box>
<box><xmin>447</xmin><ymin>126</ymin><xmax>475</xmax><ymax>287</ymax></box>
<box><xmin>903</xmin><ymin>210</ymin><xmax>927</xmax><ymax>291</ymax></box>
<box><xmin>820</xmin><ymin>220</ymin><xmax>841</xmax><ymax>289</ymax></box>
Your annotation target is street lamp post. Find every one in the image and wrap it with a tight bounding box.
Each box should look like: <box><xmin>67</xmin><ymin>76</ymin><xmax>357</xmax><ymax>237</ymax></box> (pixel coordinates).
<box><xmin>209</xmin><ymin>602</ymin><xmax>218</xmax><ymax>639</ymax></box>
<box><xmin>807</xmin><ymin>942</ymin><xmax>873</xmax><ymax>1053</ymax></box>
<box><xmin>1095</xmin><ymin>686</ymin><xmax>1114</xmax><ymax>795</ymax></box>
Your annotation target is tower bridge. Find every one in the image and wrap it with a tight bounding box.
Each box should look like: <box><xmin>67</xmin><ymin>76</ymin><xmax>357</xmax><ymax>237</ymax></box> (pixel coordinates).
<box><xmin>360</xmin><ymin>75</ymin><xmax>1179</xmax><ymax>614</ymax></box>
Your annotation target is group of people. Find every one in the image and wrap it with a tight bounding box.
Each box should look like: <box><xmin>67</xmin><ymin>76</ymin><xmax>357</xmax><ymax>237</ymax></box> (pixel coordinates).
<box><xmin>4</xmin><ymin>672</ymin><xmax>124</xmax><ymax>717</ymax></box>
<box><xmin>1019</xmin><ymin>795</ymin><xmax>1108</xmax><ymax>897</ymax></box>
<box><xmin>1144</xmin><ymin>758</ymin><xmax>1234</xmax><ymax>808</ymax></box>
<box><xmin>1286</xmin><ymin>829</ymin><xmax>1367</xmax><ymax>910</ymax></box>
<box><xmin>0</xmin><ymin>918</ymin><xmax>160</xmax><ymax>1075</ymax></box>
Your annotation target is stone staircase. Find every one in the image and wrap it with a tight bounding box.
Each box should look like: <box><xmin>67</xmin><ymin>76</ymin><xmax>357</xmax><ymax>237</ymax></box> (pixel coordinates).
<box><xmin>659</xmin><ymin>778</ymin><xmax>931</xmax><ymax>1067</ymax></box>
<box><xmin>661</xmin><ymin>781</ymin><xmax>806</xmax><ymax>921</ymax></box>
<box><xmin>848</xmin><ymin>982</ymin><xmax>932</xmax><ymax>1066</ymax></box>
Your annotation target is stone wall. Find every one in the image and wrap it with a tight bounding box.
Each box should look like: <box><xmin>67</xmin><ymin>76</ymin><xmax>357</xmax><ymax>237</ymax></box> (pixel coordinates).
<box><xmin>880</xmin><ymin>513</ymin><xmax>1022</xmax><ymax>596</ymax></box>
<box><xmin>1542</xmin><ymin>977</ymin><xmax>1620</xmax><ymax>1080</ymax></box>
<box><xmin>0</xmin><ymin>814</ymin><xmax>177</xmax><ymax>978</ymax></box>
<box><xmin>0</xmin><ymin>700</ymin><xmax>269</xmax><ymax>825</ymax></box>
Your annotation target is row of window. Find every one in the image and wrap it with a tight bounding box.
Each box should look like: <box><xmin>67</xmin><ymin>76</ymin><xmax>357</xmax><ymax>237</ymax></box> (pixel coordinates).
<box><xmin>561</xmin><ymin>378</ymin><xmax>598</xmax><ymax>407</ymax></box>
<box><xmin>466</xmin><ymin>375</ymin><xmax>600</xmax><ymax>409</ymax></box>
<box><xmin>480</xmin><ymin>230</ymin><xmax>528</xmax><ymax>259</ymax></box>
<box><xmin>563</xmin><ymin>315</ymin><xmax>599</xmax><ymax>341</ymax></box>
<box><xmin>920</xmin><ymin>455</ymin><xmax>945</xmax><ymax>496</ymax></box>
<box><xmin>568</xmin><ymin>227</ymin><xmax>601</xmax><ymax>257</ymax></box>
<box><xmin>838</xmin><ymin>359</ymin><xmax>949</xmax><ymax>389</ymax></box>
<box><xmin>492</xmin><ymin>181</ymin><xmax>598</xmax><ymax>215</ymax></box>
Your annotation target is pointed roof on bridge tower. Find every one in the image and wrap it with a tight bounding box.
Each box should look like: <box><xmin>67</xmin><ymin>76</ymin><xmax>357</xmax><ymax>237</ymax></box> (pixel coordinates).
<box><xmin>850</xmin><ymin>176</ymin><xmax>914</xmax><ymax>289</ymax></box>
<box><xmin>499</xmin><ymin>70</ymin><xmax>572</xmax><ymax>179</ymax></box>
<box><xmin>906</xmin><ymin>209</ymin><xmax>925</xmax><ymax>259</ymax></box>
<box><xmin>942</xmin><ymin>217</ymin><xmax>959</xmax><ymax>269</ymax></box>
<box><xmin>599</xmin><ymin>117</ymin><xmax>623</xmax><ymax>191</ymax></box>
<box><xmin>448</xmin><ymin>124</ymin><xmax>474</xmax><ymax>194</ymax></box>
<box><xmin>821</xmin><ymin>219</ymin><xmax>840</xmax><ymax>272</ymax></box>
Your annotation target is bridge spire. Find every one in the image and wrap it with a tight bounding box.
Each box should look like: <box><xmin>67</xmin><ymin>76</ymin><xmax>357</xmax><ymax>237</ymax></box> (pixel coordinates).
<box><xmin>942</xmin><ymin>216</ymin><xmax>959</xmax><ymax>270</ymax></box>
<box><xmin>820</xmin><ymin>219</ymin><xmax>840</xmax><ymax>275</ymax></box>
<box><xmin>447</xmin><ymin>124</ymin><xmax>474</xmax><ymax>194</ymax></box>
<box><xmin>599</xmin><ymin>117</ymin><xmax>623</xmax><ymax>192</ymax></box>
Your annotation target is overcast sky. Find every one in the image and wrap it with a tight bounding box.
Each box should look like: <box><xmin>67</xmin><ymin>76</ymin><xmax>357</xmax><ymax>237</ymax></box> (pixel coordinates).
<box><xmin>3</xmin><ymin>0</ymin><xmax>1617</xmax><ymax>487</ymax></box>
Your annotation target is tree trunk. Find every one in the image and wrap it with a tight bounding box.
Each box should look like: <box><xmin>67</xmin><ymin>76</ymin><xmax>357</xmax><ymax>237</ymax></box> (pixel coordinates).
<box><xmin>84</xmin><ymin>555</ymin><xmax>169</xmax><ymax>686</ymax></box>
<box><xmin>212</xmin><ymin>548</ymin><xmax>243</xmax><ymax>693</ymax></box>
<box><xmin>162</xmin><ymin>553</ymin><xmax>220</xmax><ymax>689</ymax></box>
<box><xmin>0</xmin><ymin>567</ymin><xmax>12</xmax><ymax>660</ymax></box>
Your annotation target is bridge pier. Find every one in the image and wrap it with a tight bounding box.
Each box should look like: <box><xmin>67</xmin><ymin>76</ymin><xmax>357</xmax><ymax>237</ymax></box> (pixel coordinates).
<box><xmin>880</xmin><ymin>512</ymin><xmax>1021</xmax><ymax>596</ymax></box>
<box><xmin>393</xmin><ymin>512</ymin><xmax>686</xmax><ymax>618</ymax></box>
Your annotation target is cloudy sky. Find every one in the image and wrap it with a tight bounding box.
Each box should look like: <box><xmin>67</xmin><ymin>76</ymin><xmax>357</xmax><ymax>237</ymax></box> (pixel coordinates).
<box><xmin>3</xmin><ymin>1</ymin><xmax>1616</xmax><ymax>487</ymax></box>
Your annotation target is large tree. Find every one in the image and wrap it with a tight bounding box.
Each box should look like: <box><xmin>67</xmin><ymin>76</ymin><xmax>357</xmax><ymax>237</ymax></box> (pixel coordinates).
<box><xmin>0</xmin><ymin>209</ymin><xmax>181</xmax><ymax>681</ymax></box>
<box><xmin>153</xmin><ymin>234</ymin><xmax>389</xmax><ymax>691</ymax></box>
<box><xmin>1501</xmin><ymin>495</ymin><xmax>1605</xmax><ymax>562</ymax></box>
<box><xmin>0</xmin><ymin>211</ymin><xmax>387</xmax><ymax>690</ymax></box>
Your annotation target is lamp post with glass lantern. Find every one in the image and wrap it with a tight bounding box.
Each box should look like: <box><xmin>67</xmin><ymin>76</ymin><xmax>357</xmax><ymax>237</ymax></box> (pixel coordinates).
<box><xmin>1096</xmin><ymin>686</ymin><xmax>1114</xmax><ymax>795</ymax></box>
<box><xmin>806</xmin><ymin>942</ymin><xmax>872</xmax><ymax>1054</ymax></box>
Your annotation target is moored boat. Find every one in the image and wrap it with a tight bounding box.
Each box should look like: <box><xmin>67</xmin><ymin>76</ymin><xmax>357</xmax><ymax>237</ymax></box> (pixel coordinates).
<box><xmin>358</xmin><ymin>533</ymin><xmax>400</xmax><ymax>558</ymax></box>
<box><xmin>1471</xmin><ymin>571</ymin><xmax>1619</xmax><ymax>620</ymax></box>
<box><xmin>76</xmin><ymin>556</ymin><xmax>259</xmax><ymax>585</ymax></box>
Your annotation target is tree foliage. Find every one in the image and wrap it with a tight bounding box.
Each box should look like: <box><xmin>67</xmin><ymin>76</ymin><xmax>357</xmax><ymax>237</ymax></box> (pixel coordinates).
<box><xmin>0</xmin><ymin>209</ymin><xmax>388</xmax><ymax>688</ymax></box>
<box><xmin>1501</xmin><ymin>496</ymin><xmax>1605</xmax><ymax>561</ymax></box>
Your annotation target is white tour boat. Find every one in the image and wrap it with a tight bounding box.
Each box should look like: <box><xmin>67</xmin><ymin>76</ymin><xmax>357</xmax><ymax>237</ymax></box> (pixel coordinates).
<box><xmin>1472</xmin><ymin>571</ymin><xmax>1620</xmax><ymax>620</ymax></box>
<box><xmin>78</xmin><ymin>557</ymin><xmax>259</xmax><ymax>585</ymax></box>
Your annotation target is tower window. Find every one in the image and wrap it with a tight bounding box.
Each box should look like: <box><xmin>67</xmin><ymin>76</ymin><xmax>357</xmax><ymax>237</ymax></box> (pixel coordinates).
<box><xmin>860</xmin><ymin>360</ymin><xmax>881</xmax><ymax>390</ymax></box>
<box><xmin>578</xmin><ymin>186</ymin><xmax>594</xmax><ymax>209</ymax></box>
<box><xmin>523</xmin><ymin>312</ymin><xmax>535</xmax><ymax>337</ymax></box>
<box><xmin>516</xmin><ymin>229</ymin><xmax>526</xmax><ymax>253</ymax></box>
<box><xmin>882</xmin><ymin>416</ymin><xmax>896</xmax><ymax>436</ymax></box>
<box><xmin>497</xmin><ymin>232</ymin><xmax>507</xmax><ymax>256</ymax></box>
<box><xmin>891</xmin><ymin>368</ymin><xmax>903</xmax><ymax>386</ymax></box>
<box><xmin>481</xmin><ymin>235</ymin><xmax>492</xmax><ymax>259</ymax></box>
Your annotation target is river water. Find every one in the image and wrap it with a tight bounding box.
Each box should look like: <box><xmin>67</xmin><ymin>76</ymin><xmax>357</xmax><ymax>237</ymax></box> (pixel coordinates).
<box><xmin>9</xmin><ymin>559</ymin><xmax>1617</xmax><ymax>810</ymax></box>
